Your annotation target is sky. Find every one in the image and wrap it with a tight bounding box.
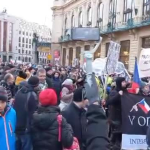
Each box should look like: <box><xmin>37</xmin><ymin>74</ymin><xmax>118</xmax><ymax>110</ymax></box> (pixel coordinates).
<box><xmin>0</xmin><ymin>0</ymin><xmax>53</xmax><ymax>28</ymax></box>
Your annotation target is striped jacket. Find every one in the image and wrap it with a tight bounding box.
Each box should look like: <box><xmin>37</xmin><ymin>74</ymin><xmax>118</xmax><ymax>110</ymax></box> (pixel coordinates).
<box><xmin>0</xmin><ymin>106</ymin><xmax>16</xmax><ymax>150</ymax></box>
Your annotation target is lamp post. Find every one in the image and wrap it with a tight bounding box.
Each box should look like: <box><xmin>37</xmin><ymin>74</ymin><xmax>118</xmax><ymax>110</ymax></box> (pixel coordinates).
<box><xmin>32</xmin><ymin>33</ymin><xmax>39</xmax><ymax>64</ymax></box>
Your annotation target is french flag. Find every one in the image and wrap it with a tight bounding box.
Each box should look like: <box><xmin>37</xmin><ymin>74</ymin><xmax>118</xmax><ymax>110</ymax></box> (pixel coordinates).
<box><xmin>138</xmin><ymin>99</ymin><xmax>150</xmax><ymax>114</ymax></box>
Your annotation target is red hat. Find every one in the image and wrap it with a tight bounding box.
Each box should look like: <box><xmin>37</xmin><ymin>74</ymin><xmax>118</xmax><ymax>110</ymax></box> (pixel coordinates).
<box><xmin>39</xmin><ymin>89</ymin><xmax>57</xmax><ymax>106</ymax></box>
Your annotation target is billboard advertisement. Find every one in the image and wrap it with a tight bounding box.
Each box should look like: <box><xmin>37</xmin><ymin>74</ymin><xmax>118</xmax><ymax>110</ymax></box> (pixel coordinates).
<box><xmin>71</xmin><ymin>28</ymin><xmax>100</xmax><ymax>41</ymax></box>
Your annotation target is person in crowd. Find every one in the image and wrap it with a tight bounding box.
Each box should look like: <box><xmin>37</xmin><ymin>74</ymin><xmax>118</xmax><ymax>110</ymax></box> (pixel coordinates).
<box><xmin>0</xmin><ymin>86</ymin><xmax>16</xmax><ymax>150</ymax></box>
<box><xmin>31</xmin><ymin>88</ymin><xmax>73</xmax><ymax>150</ymax></box>
<box><xmin>36</xmin><ymin>68</ymin><xmax>48</xmax><ymax>90</ymax></box>
<box><xmin>106</xmin><ymin>77</ymin><xmax>127</xmax><ymax>150</ymax></box>
<box><xmin>45</xmin><ymin>67</ymin><xmax>53</xmax><ymax>88</ymax></box>
<box><xmin>138</xmin><ymin>81</ymin><xmax>150</xmax><ymax>96</ymax></box>
<box><xmin>59</xmin><ymin>79</ymin><xmax>74</xmax><ymax>111</ymax></box>
<box><xmin>0</xmin><ymin>73</ymin><xmax>15</xmax><ymax>104</ymax></box>
<box><xmin>28</xmin><ymin>67</ymin><xmax>36</xmax><ymax>76</ymax></box>
<box><xmin>51</xmin><ymin>71</ymin><xmax>62</xmax><ymax>104</ymax></box>
<box><xmin>15</xmin><ymin>70</ymin><xmax>27</xmax><ymax>93</ymax></box>
<box><xmin>14</xmin><ymin>76</ymin><xmax>39</xmax><ymax>150</ymax></box>
<box><xmin>60</xmin><ymin>68</ymin><xmax>68</xmax><ymax>82</ymax></box>
<box><xmin>86</xmin><ymin>102</ymin><xmax>110</xmax><ymax>150</ymax></box>
<box><xmin>62</xmin><ymin>87</ymin><xmax>89</xmax><ymax>150</ymax></box>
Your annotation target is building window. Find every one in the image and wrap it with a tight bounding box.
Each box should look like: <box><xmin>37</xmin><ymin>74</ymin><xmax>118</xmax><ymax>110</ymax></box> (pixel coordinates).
<box><xmin>64</xmin><ymin>17</ymin><xmax>68</xmax><ymax>35</ymax></box>
<box><xmin>87</xmin><ymin>7</ymin><xmax>92</xmax><ymax>27</ymax></box>
<box><xmin>18</xmin><ymin>57</ymin><xmax>20</xmax><ymax>60</ymax></box>
<box><xmin>19</xmin><ymin>31</ymin><xmax>21</xmax><ymax>34</ymax></box>
<box><xmin>69</xmin><ymin>48</ymin><xmax>73</xmax><ymax>65</ymax></box>
<box><xmin>22</xmin><ymin>50</ymin><xmax>24</xmax><ymax>54</ymax></box>
<box><xmin>18</xmin><ymin>49</ymin><xmax>20</xmax><ymax>53</ymax></box>
<box><xmin>26</xmin><ymin>38</ymin><xmax>28</xmax><ymax>43</ymax></box>
<box><xmin>22</xmin><ymin>37</ymin><xmax>25</xmax><ymax>43</ymax></box>
<box><xmin>97</xmin><ymin>3</ymin><xmax>104</xmax><ymax>28</ymax></box>
<box><xmin>29</xmin><ymin>45</ymin><xmax>31</xmax><ymax>48</ymax></box>
<box><xmin>19</xmin><ymin>37</ymin><xmax>21</xmax><ymax>42</ymax></box>
<box><xmin>120</xmin><ymin>40</ymin><xmax>130</xmax><ymax>69</ymax></box>
<box><xmin>143</xmin><ymin>0</ymin><xmax>150</xmax><ymax>16</ymax></box>
<box><xmin>26</xmin><ymin>32</ymin><xmax>28</xmax><ymax>36</ymax></box>
<box><xmin>29</xmin><ymin>39</ymin><xmax>31</xmax><ymax>44</ymax></box>
<box><xmin>106</xmin><ymin>43</ymin><xmax>110</xmax><ymax>56</ymax></box>
<box><xmin>23</xmin><ymin>32</ymin><xmax>25</xmax><ymax>35</ymax></box>
<box><xmin>108</xmin><ymin>0</ymin><xmax>117</xmax><ymax>29</ymax></box>
<box><xmin>26</xmin><ymin>51</ymin><xmax>28</xmax><ymax>54</ymax></box>
<box><xmin>26</xmin><ymin>44</ymin><xmax>28</xmax><ymax>48</ymax></box>
<box><xmin>71</xmin><ymin>15</ymin><xmax>75</xmax><ymax>27</ymax></box>
<box><xmin>19</xmin><ymin>43</ymin><xmax>21</xmax><ymax>47</ymax></box>
<box><xmin>76</xmin><ymin>47</ymin><xmax>81</xmax><ymax>60</ymax></box>
<box><xmin>84</xmin><ymin>45</ymin><xmax>90</xmax><ymax>51</ymax></box>
<box><xmin>78</xmin><ymin>11</ymin><xmax>83</xmax><ymax>27</ymax></box>
<box><xmin>142</xmin><ymin>37</ymin><xmax>150</xmax><ymax>48</ymax></box>
<box><xmin>123</xmin><ymin>0</ymin><xmax>134</xmax><ymax>22</ymax></box>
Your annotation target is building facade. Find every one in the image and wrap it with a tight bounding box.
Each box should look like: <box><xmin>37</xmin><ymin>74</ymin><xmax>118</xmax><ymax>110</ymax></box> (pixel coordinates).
<box><xmin>52</xmin><ymin>0</ymin><xmax>150</xmax><ymax>72</ymax></box>
<box><xmin>0</xmin><ymin>10</ymin><xmax>51</xmax><ymax>63</ymax></box>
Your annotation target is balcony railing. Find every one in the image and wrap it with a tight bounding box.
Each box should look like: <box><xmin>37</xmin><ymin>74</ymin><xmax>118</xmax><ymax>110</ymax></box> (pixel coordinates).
<box><xmin>59</xmin><ymin>35</ymin><xmax>71</xmax><ymax>42</ymax></box>
<box><xmin>100</xmin><ymin>15</ymin><xmax>150</xmax><ymax>34</ymax></box>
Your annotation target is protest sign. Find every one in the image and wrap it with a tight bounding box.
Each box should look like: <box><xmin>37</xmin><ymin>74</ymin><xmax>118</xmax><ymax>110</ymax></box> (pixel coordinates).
<box><xmin>106</xmin><ymin>41</ymin><xmax>121</xmax><ymax>75</ymax></box>
<box><xmin>121</xmin><ymin>93</ymin><xmax>150</xmax><ymax>149</ymax></box>
<box><xmin>139</xmin><ymin>48</ymin><xmax>150</xmax><ymax>78</ymax></box>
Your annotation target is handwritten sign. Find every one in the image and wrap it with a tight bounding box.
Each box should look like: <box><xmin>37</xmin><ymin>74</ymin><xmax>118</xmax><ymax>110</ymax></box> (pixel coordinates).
<box><xmin>139</xmin><ymin>48</ymin><xmax>150</xmax><ymax>78</ymax></box>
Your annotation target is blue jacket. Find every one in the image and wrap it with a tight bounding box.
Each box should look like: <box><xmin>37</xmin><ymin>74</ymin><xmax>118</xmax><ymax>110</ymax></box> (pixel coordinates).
<box><xmin>0</xmin><ymin>106</ymin><xmax>16</xmax><ymax>150</ymax></box>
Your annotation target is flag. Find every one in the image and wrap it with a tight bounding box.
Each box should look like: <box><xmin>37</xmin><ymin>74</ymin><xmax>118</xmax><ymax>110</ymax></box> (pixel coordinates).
<box><xmin>138</xmin><ymin>98</ymin><xmax>150</xmax><ymax>114</ymax></box>
<box><xmin>133</xmin><ymin>57</ymin><xmax>141</xmax><ymax>85</ymax></box>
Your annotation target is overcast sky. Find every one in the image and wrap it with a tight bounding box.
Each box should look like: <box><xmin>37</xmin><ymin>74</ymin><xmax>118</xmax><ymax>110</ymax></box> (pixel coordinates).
<box><xmin>0</xmin><ymin>0</ymin><xmax>53</xmax><ymax>28</ymax></box>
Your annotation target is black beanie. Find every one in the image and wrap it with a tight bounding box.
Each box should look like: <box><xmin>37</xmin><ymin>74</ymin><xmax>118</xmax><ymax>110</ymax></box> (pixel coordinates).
<box><xmin>0</xmin><ymin>86</ymin><xmax>8</xmax><ymax>102</ymax></box>
<box><xmin>73</xmin><ymin>87</ymin><xmax>85</xmax><ymax>102</ymax></box>
<box><xmin>19</xmin><ymin>71</ymin><xmax>27</xmax><ymax>79</ymax></box>
<box><xmin>28</xmin><ymin>76</ymin><xmax>39</xmax><ymax>87</ymax></box>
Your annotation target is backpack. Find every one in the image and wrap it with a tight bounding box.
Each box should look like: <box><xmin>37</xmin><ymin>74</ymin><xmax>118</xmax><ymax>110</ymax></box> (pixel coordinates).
<box><xmin>57</xmin><ymin>115</ymin><xmax>80</xmax><ymax>150</ymax></box>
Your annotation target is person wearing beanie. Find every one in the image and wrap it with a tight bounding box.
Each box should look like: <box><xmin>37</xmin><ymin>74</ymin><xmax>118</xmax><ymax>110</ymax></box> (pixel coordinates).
<box><xmin>31</xmin><ymin>89</ymin><xmax>73</xmax><ymax>150</ymax></box>
<box><xmin>62</xmin><ymin>87</ymin><xmax>89</xmax><ymax>150</ymax></box>
<box><xmin>59</xmin><ymin>79</ymin><xmax>74</xmax><ymax>111</ymax></box>
<box><xmin>0</xmin><ymin>86</ymin><xmax>16</xmax><ymax>150</ymax></box>
<box><xmin>14</xmin><ymin>76</ymin><xmax>39</xmax><ymax>150</ymax></box>
<box><xmin>106</xmin><ymin>77</ymin><xmax>127</xmax><ymax>150</ymax></box>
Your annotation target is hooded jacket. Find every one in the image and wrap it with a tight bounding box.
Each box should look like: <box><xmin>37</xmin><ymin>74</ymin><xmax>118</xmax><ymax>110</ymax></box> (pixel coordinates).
<box><xmin>14</xmin><ymin>83</ymin><xmax>38</xmax><ymax>134</ymax></box>
<box><xmin>31</xmin><ymin>106</ymin><xmax>73</xmax><ymax>150</ymax></box>
<box><xmin>106</xmin><ymin>77</ymin><xmax>126</xmax><ymax>128</ymax></box>
<box><xmin>0</xmin><ymin>106</ymin><xmax>16</xmax><ymax>150</ymax></box>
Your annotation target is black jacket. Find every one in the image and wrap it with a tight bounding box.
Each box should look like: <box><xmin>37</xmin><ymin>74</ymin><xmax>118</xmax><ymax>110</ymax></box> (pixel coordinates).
<box><xmin>106</xmin><ymin>77</ymin><xmax>126</xmax><ymax>131</ymax></box>
<box><xmin>31</xmin><ymin>106</ymin><xmax>73</xmax><ymax>150</ymax></box>
<box><xmin>86</xmin><ymin>104</ymin><xmax>110</xmax><ymax>150</ymax></box>
<box><xmin>14</xmin><ymin>83</ymin><xmax>38</xmax><ymax>134</ymax></box>
<box><xmin>62</xmin><ymin>102</ymin><xmax>87</xmax><ymax>150</ymax></box>
<box><xmin>46</xmin><ymin>74</ymin><xmax>52</xmax><ymax>88</ymax></box>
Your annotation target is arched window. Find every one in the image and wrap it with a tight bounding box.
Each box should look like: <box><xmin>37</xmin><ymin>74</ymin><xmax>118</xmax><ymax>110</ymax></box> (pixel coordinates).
<box><xmin>64</xmin><ymin>17</ymin><xmax>68</xmax><ymax>35</ymax></box>
<box><xmin>78</xmin><ymin>11</ymin><xmax>83</xmax><ymax>27</ymax></box>
<box><xmin>71</xmin><ymin>15</ymin><xmax>75</xmax><ymax>27</ymax></box>
<box><xmin>97</xmin><ymin>3</ymin><xmax>104</xmax><ymax>28</ymax></box>
<box><xmin>87</xmin><ymin>7</ymin><xmax>92</xmax><ymax>27</ymax></box>
<box><xmin>123</xmin><ymin>0</ymin><xmax>134</xmax><ymax>22</ymax></box>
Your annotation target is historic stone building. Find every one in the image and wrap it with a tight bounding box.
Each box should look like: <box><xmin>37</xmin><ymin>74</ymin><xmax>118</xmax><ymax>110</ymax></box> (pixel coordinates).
<box><xmin>52</xmin><ymin>0</ymin><xmax>150</xmax><ymax>72</ymax></box>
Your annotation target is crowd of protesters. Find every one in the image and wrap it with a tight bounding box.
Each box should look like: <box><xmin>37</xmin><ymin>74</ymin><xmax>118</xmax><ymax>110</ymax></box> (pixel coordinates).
<box><xmin>1</xmin><ymin>62</ymin><xmax>150</xmax><ymax>150</ymax></box>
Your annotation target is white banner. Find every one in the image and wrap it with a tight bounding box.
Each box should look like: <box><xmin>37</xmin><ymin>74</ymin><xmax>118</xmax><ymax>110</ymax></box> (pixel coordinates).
<box><xmin>139</xmin><ymin>48</ymin><xmax>150</xmax><ymax>78</ymax></box>
<box><xmin>122</xmin><ymin>134</ymin><xmax>147</xmax><ymax>150</ymax></box>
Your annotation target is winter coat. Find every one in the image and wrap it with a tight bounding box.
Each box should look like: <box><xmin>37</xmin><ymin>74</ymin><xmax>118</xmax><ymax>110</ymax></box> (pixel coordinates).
<box><xmin>0</xmin><ymin>106</ymin><xmax>16</xmax><ymax>150</ymax></box>
<box><xmin>86</xmin><ymin>104</ymin><xmax>110</xmax><ymax>150</ymax></box>
<box><xmin>59</xmin><ymin>85</ymin><xmax>73</xmax><ymax>111</ymax></box>
<box><xmin>14</xmin><ymin>83</ymin><xmax>38</xmax><ymax>134</ymax></box>
<box><xmin>31</xmin><ymin>106</ymin><xmax>73</xmax><ymax>150</ymax></box>
<box><xmin>51</xmin><ymin>77</ymin><xmax>62</xmax><ymax>104</ymax></box>
<box><xmin>106</xmin><ymin>77</ymin><xmax>126</xmax><ymax>132</ymax></box>
<box><xmin>46</xmin><ymin>74</ymin><xmax>52</xmax><ymax>88</ymax></box>
<box><xmin>62</xmin><ymin>102</ymin><xmax>87</xmax><ymax>150</ymax></box>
